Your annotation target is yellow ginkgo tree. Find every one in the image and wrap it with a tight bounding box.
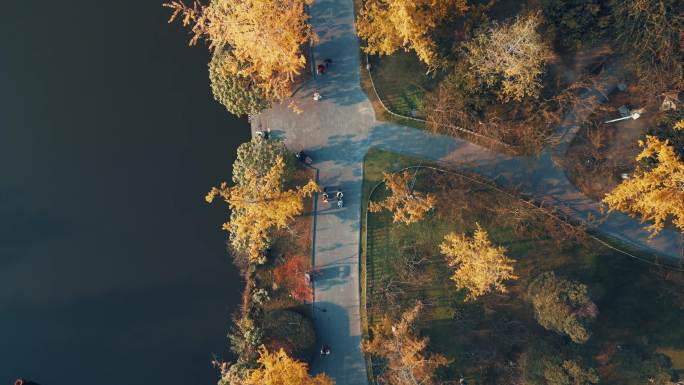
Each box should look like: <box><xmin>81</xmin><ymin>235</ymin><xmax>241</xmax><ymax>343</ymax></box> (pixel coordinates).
<box><xmin>356</xmin><ymin>0</ymin><xmax>467</xmax><ymax>67</ymax></box>
<box><xmin>369</xmin><ymin>171</ymin><xmax>436</xmax><ymax>225</ymax></box>
<box><xmin>363</xmin><ymin>302</ymin><xmax>450</xmax><ymax>385</ymax></box>
<box><xmin>206</xmin><ymin>156</ymin><xmax>318</xmax><ymax>263</ymax></box>
<box><xmin>246</xmin><ymin>346</ymin><xmax>334</xmax><ymax>385</ymax></box>
<box><xmin>440</xmin><ymin>223</ymin><xmax>517</xmax><ymax>300</ymax></box>
<box><xmin>462</xmin><ymin>12</ymin><xmax>549</xmax><ymax>102</ymax></box>
<box><xmin>603</xmin><ymin>127</ymin><xmax>684</xmax><ymax>236</ymax></box>
<box><xmin>164</xmin><ymin>0</ymin><xmax>314</xmax><ymax>101</ymax></box>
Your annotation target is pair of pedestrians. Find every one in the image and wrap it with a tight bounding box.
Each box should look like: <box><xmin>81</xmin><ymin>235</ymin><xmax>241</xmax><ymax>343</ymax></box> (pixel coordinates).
<box><xmin>320</xmin><ymin>343</ymin><xmax>331</xmax><ymax>357</ymax></box>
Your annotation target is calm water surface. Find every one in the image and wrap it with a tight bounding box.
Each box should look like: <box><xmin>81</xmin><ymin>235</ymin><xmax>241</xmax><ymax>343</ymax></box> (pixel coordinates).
<box><xmin>0</xmin><ymin>1</ymin><xmax>247</xmax><ymax>384</ymax></box>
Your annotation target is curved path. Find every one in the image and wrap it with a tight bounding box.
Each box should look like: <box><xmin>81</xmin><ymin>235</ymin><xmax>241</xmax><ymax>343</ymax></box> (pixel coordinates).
<box><xmin>251</xmin><ymin>0</ymin><xmax>683</xmax><ymax>384</ymax></box>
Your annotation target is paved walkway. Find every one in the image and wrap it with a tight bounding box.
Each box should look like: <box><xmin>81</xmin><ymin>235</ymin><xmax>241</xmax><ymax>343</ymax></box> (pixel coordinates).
<box><xmin>251</xmin><ymin>0</ymin><xmax>683</xmax><ymax>384</ymax></box>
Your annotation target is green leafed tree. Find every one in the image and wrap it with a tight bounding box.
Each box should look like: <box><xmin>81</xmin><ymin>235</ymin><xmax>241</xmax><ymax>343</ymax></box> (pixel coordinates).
<box><xmin>521</xmin><ymin>340</ymin><xmax>600</xmax><ymax>385</ymax></box>
<box><xmin>232</xmin><ymin>136</ymin><xmax>294</xmax><ymax>186</ymax></box>
<box><xmin>543</xmin><ymin>360</ymin><xmax>600</xmax><ymax>385</ymax></box>
<box><xmin>209</xmin><ymin>49</ymin><xmax>270</xmax><ymax>116</ymax></box>
<box><xmin>612</xmin><ymin>349</ymin><xmax>675</xmax><ymax>385</ymax></box>
<box><xmin>541</xmin><ymin>0</ymin><xmax>607</xmax><ymax>50</ymax></box>
<box><xmin>527</xmin><ymin>271</ymin><xmax>598</xmax><ymax>343</ymax></box>
<box><xmin>262</xmin><ymin>310</ymin><xmax>315</xmax><ymax>361</ymax></box>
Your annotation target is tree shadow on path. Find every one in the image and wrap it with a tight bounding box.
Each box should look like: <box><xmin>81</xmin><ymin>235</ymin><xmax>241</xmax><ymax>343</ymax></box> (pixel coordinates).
<box><xmin>310</xmin><ymin>301</ymin><xmax>367</xmax><ymax>385</ymax></box>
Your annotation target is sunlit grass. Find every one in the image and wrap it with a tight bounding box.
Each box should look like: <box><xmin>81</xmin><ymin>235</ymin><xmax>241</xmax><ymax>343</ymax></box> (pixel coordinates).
<box><xmin>361</xmin><ymin>149</ymin><xmax>684</xmax><ymax>384</ymax></box>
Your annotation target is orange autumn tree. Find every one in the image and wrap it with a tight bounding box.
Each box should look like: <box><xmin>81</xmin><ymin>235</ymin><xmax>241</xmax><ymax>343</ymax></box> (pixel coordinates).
<box><xmin>603</xmin><ymin>126</ymin><xmax>684</xmax><ymax>236</ymax></box>
<box><xmin>164</xmin><ymin>0</ymin><xmax>314</xmax><ymax>101</ymax></box>
<box><xmin>274</xmin><ymin>255</ymin><xmax>312</xmax><ymax>302</ymax></box>
<box><xmin>246</xmin><ymin>346</ymin><xmax>334</xmax><ymax>385</ymax></box>
<box><xmin>440</xmin><ymin>223</ymin><xmax>517</xmax><ymax>300</ymax></box>
<box><xmin>369</xmin><ymin>171</ymin><xmax>436</xmax><ymax>224</ymax></box>
<box><xmin>206</xmin><ymin>156</ymin><xmax>318</xmax><ymax>264</ymax></box>
<box><xmin>363</xmin><ymin>302</ymin><xmax>450</xmax><ymax>385</ymax></box>
<box><xmin>356</xmin><ymin>0</ymin><xmax>467</xmax><ymax>67</ymax></box>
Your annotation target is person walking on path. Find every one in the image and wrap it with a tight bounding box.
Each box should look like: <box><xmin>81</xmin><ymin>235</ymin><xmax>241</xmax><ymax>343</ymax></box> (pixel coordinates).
<box><xmin>317</xmin><ymin>63</ymin><xmax>326</xmax><ymax>75</ymax></box>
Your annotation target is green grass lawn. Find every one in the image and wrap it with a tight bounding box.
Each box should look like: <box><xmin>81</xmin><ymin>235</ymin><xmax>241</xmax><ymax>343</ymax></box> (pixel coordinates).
<box><xmin>360</xmin><ymin>149</ymin><xmax>684</xmax><ymax>385</ymax></box>
<box><xmin>366</xmin><ymin>52</ymin><xmax>438</xmax><ymax>120</ymax></box>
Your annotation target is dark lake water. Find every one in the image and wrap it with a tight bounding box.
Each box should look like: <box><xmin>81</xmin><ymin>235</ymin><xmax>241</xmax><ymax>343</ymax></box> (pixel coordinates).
<box><xmin>0</xmin><ymin>1</ymin><xmax>248</xmax><ymax>384</ymax></box>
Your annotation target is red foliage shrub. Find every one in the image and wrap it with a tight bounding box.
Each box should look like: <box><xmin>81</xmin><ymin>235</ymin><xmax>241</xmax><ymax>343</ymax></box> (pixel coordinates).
<box><xmin>274</xmin><ymin>255</ymin><xmax>312</xmax><ymax>302</ymax></box>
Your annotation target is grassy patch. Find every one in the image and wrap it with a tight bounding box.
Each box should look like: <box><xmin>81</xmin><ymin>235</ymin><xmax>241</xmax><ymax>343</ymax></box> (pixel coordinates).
<box><xmin>359</xmin><ymin>149</ymin><xmax>428</xmax><ymax>383</ymax></box>
<box><xmin>367</xmin><ymin>52</ymin><xmax>438</xmax><ymax>119</ymax></box>
<box><xmin>361</xmin><ymin>149</ymin><xmax>684</xmax><ymax>384</ymax></box>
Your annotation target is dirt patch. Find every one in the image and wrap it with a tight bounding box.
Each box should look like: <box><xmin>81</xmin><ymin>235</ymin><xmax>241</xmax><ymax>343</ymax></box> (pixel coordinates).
<box><xmin>565</xmin><ymin>88</ymin><xmax>661</xmax><ymax>200</ymax></box>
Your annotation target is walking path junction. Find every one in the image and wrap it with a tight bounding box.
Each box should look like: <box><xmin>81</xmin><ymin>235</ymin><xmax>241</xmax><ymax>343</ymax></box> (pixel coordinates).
<box><xmin>250</xmin><ymin>0</ymin><xmax>683</xmax><ymax>384</ymax></box>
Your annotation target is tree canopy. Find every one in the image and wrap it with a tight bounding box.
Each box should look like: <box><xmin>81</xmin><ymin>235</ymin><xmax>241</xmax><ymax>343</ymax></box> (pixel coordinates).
<box><xmin>232</xmin><ymin>136</ymin><xmax>294</xmax><ymax>186</ymax></box>
<box><xmin>522</xmin><ymin>341</ymin><xmax>600</xmax><ymax>385</ymax></box>
<box><xmin>246</xmin><ymin>346</ymin><xmax>334</xmax><ymax>385</ymax></box>
<box><xmin>369</xmin><ymin>171</ymin><xmax>436</xmax><ymax>224</ymax></box>
<box><xmin>527</xmin><ymin>271</ymin><xmax>597</xmax><ymax>343</ymax></box>
<box><xmin>440</xmin><ymin>223</ymin><xmax>517</xmax><ymax>300</ymax></box>
<box><xmin>262</xmin><ymin>310</ymin><xmax>315</xmax><ymax>361</ymax></box>
<box><xmin>463</xmin><ymin>12</ymin><xmax>550</xmax><ymax>102</ymax></box>
<box><xmin>273</xmin><ymin>255</ymin><xmax>312</xmax><ymax>302</ymax></box>
<box><xmin>209</xmin><ymin>49</ymin><xmax>270</xmax><ymax>116</ymax></box>
<box><xmin>541</xmin><ymin>0</ymin><xmax>608</xmax><ymax>50</ymax></box>
<box><xmin>165</xmin><ymin>0</ymin><xmax>314</xmax><ymax>101</ymax></box>
<box><xmin>363</xmin><ymin>302</ymin><xmax>450</xmax><ymax>385</ymax></box>
<box><xmin>612</xmin><ymin>0</ymin><xmax>682</xmax><ymax>74</ymax></box>
<box><xmin>612</xmin><ymin>349</ymin><xmax>675</xmax><ymax>385</ymax></box>
<box><xmin>543</xmin><ymin>360</ymin><xmax>600</xmax><ymax>385</ymax></box>
<box><xmin>356</xmin><ymin>0</ymin><xmax>467</xmax><ymax>67</ymax></box>
<box><xmin>206</xmin><ymin>156</ymin><xmax>318</xmax><ymax>263</ymax></box>
<box><xmin>603</xmin><ymin>129</ymin><xmax>684</xmax><ymax>236</ymax></box>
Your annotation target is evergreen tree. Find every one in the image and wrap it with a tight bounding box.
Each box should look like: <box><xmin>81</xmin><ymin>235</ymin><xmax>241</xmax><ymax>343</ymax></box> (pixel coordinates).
<box><xmin>527</xmin><ymin>272</ymin><xmax>597</xmax><ymax>343</ymax></box>
<box><xmin>209</xmin><ymin>49</ymin><xmax>270</xmax><ymax>116</ymax></box>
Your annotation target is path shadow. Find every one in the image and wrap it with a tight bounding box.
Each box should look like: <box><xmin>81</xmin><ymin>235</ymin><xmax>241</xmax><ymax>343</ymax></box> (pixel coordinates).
<box><xmin>309</xmin><ymin>301</ymin><xmax>367</xmax><ymax>385</ymax></box>
<box><xmin>309</xmin><ymin>133</ymin><xmax>368</xmax><ymax>170</ymax></box>
<box><xmin>314</xmin><ymin>264</ymin><xmax>351</xmax><ymax>290</ymax></box>
<box><xmin>317</xmin><ymin>241</ymin><xmax>346</xmax><ymax>253</ymax></box>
